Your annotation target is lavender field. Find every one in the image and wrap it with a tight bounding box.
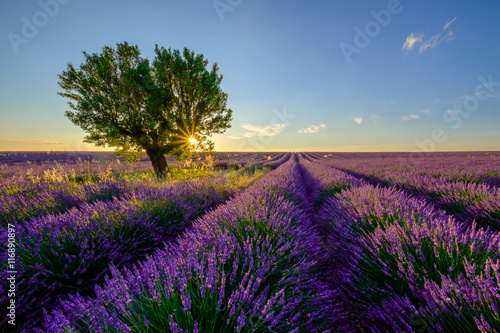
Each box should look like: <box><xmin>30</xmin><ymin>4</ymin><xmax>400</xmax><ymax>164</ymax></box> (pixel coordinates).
<box><xmin>1</xmin><ymin>151</ymin><xmax>500</xmax><ymax>332</ymax></box>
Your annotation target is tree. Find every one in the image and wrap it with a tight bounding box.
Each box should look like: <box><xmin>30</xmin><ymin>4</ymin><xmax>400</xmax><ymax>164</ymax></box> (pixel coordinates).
<box><xmin>58</xmin><ymin>42</ymin><xmax>233</xmax><ymax>178</ymax></box>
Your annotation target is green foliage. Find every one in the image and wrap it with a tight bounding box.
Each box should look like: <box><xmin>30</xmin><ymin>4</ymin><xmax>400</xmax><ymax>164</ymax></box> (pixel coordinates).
<box><xmin>58</xmin><ymin>42</ymin><xmax>233</xmax><ymax>176</ymax></box>
<box><xmin>240</xmin><ymin>164</ymin><xmax>265</xmax><ymax>174</ymax></box>
<box><xmin>116</xmin><ymin>166</ymin><xmax>217</xmax><ymax>183</ymax></box>
<box><xmin>262</xmin><ymin>164</ymin><xmax>277</xmax><ymax>170</ymax></box>
<box><xmin>114</xmin><ymin>148</ymin><xmax>147</xmax><ymax>165</ymax></box>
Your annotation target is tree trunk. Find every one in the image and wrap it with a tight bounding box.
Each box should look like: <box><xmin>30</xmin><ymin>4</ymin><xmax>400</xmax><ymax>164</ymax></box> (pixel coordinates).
<box><xmin>148</xmin><ymin>152</ymin><xmax>169</xmax><ymax>179</ymax></box>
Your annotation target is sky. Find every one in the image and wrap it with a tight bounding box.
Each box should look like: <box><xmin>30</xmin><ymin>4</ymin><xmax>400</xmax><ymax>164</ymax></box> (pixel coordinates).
<box><xmin>0</xmin><ymin>0</ymin><xmax>499</xmax><ymax>152</ymax></box>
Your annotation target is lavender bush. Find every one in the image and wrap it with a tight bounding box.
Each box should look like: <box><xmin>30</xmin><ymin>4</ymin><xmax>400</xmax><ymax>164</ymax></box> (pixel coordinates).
<box><xmin>312</xmin><ymin>152</ymin><xmax>500</xmax><ymax>230</ymax></box>
<box><xmin>1</xmin><ymin>152</ymin><xmax>498</xmax><ymax>332</ymax></box>
<box><xmin>300</xmin><ymin>155</ymin><xmax>500</xmax><ymax>332</ymax></box>
<box><xmin>0</xmin><ymin>174</ymin><xmax>253</xmax><ymax>331</ymax></box>
<box><xmin>0</xmin><ymin>181</ymin><xmax>127</xmax><ymax>225</ymax></box>
<box><xmin>39</xmin><ymin>159</ymin><xmax>343</xmax><ymax>332</ymax></box>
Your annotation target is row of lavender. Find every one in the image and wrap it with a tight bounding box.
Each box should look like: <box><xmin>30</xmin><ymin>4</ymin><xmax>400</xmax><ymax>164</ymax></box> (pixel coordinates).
<box><xmin>1</xmin><ymin>181</ymin><xmax>129</xmax><ymax>225</ymax></box>
<box><xmin>5</xmin><ymin>150</ymin><xmax>497</xmax><ymax>331</ymax></box>
<box><xmin>304</xmin><ymin>152</ymin><xmax>500</xmax><ymax>231</ymax></box>
<box><xmin>36</xmin><ymin>156</ymin><xmax>340</xmax><ymax>332</ymax></box>
<box><xmin>304</xmin><ymin>151</ymin><xmax>500</xmax><ymax>186</ymax></box>
<box><xmin>244</xmin><ymin>152</ymin><xmax>289</xmax><ymax>168</ymax></box>
<box><xmin>1</xmin><ymin>160</ymin><xmax>285</xmax><ymax>332</ymax></box>
<box><xmin>0</xmin><ymin>152</ymin><xmax>282</xmax><ymax>182</ymax></box>
<box><xmin>0</xmin><ymin>151</ymin><xmax>279</xmax><ymax>166</ymax></box>
<box><xmin>299</xmin><ymin>154</ymin><xmax>500</xmax><ymax>332</ymax></box>
<box><xmin>0</xmin><ymin>152</ymin><xmax>287</xmax><ymax>226</ymax></box>
<box><xmin>304</xmin><ymin>151</ymin><xmax>500</xmax><ymax>190</ymax></box>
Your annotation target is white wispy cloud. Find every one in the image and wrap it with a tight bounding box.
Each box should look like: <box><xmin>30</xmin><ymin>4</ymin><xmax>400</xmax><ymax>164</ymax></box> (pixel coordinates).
<box><xmin>227</xmin><ymin>123</ymin><xmax>286</xmax><ymax>139</ymax></box>
<box><xmin>402</xmin><ymin>17</ymin><xmax>457</xmax><ymax>53</ymax></box>
<box><xmin>420</xmin><ymin>109</ymin><xmax>431</xmax><ymax>114</ymax></box>
<box><xmin>443</xmin><ymin>16</ymin><xmax>457</xmax><ymax>30</ymax></box>
<box><xmin>419</xmin><ymin>17</ymin><xmax>456</xmax><ymax>53</ymax></box>
<box><xmin>0</xmin><ymin>138</ymin><xmax>66</xmax><ymax>145</ymax></box>
<box><xmin>298</xmin><ymin>124</ymin><xmax>327</xmax><ymax>134</ymax></box>
<box><xmin>401</xmin><ymin>114</ymin><xmax>420</xmax><ymax>121</ymax></box>
<box><xmin>402</xmin><ymin>33</ymin><xmax>423</xmax><ymax>50</ymax></box>
<box><xmin>419</xmin><ymin>31</ymin><xmax>455</xmax><ymax>53</ymax></box>
<box><xmin>447</xmin><ymin>109</ymin><xmax>459</xmax><ymax>116</ymax></box>
<box><xmin>352</xmin><ymin>116</ymin><xmax>363</xmax><ymax>125</ymax></box>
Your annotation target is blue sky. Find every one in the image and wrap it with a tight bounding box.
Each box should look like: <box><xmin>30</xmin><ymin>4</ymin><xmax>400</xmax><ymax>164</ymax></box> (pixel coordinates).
<box><xmin>1</xmin><ymin>0</ymin><xmax>499</xmax><ymax>152</ymax></box>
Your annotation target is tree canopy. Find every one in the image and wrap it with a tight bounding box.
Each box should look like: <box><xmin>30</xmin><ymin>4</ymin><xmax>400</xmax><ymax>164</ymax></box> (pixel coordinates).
<box><xmin>58</xmin><ymin>42</ymin><xmax>232</xmax><ymax>178</ymax></box>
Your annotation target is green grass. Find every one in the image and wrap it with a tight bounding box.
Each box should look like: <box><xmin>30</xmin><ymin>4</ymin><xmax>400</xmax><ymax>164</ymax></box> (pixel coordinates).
<box><xmin>70</xmin><ymin>166</ymin><xmax>219</xmax><ymax>184</ymax></box>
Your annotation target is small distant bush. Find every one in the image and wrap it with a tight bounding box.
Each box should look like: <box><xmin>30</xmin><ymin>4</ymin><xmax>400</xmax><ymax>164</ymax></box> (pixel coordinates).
<box><xmin>263</xmin><ymin>164</ymin><xmax>277</xmax><ymax>170</ymax></box>
<box><xmin>240</xmin><ymin>164</ymin><xmax>272</xmax><ymax>175</ymax></box>
<box><xmin>68</xmin><ymin>176</ymin><xmax>86</xmax><ymax>183</ymax></box>
<box><xmin>243</xmin><ymin>164</ymin><xmax>256</xmax><ymax>173</ymax></box>
<box><xmin>214</xmin><ymin>162</ymin><xmax>228</xmax><ymax>170</ymax></box>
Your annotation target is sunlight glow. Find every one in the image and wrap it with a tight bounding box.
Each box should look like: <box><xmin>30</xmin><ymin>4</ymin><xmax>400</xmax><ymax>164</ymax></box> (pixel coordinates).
<box><xmin>188</xmin><ymin>137</ymin><xmax>198</xmax><ymax>145</ymax></box>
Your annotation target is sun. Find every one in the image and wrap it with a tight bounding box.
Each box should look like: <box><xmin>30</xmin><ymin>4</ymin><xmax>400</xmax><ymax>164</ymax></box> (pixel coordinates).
<box><xmin>188</xmin><ymin>137</ymin><xmax>198</xmax><ymax>145</ymax></box>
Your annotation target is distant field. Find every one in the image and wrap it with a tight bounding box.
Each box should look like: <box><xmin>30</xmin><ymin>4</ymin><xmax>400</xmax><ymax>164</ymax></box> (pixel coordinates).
<box><xmin>0</xmin><ymin>151</ymin><xmax>263</xmax><ymax>165</ymax></box>
<box><xmin>1</xmin><ymin>151</ymin><xmax>499</xmax><ymax>332</ymax></box>
<box><xmin>0</xmin><ymin>151</ymin><xmax>283</xmax><ymax>183</ymax></box>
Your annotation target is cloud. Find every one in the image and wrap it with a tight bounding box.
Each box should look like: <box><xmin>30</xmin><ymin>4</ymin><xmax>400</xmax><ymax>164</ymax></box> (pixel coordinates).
<box><xmin>446</xmin><ymin>109</ymin><xmax>459</xmax><ymax>116</ymax></box>
<box><xmin>298</xmin><ymin>124</ymin><xmax>327</xmax><ymax>134</ymax></box>
<box><xmin>402</xmin><ymin>17</ymin><xmax>457</xmax><ymax>53</ymax></box>
<box><xmin>0</xmin><ymin>138</ymin><xmax>66</xmax><ymax>145</ymax></box>
<box><xmin>420</xmin><ymin>109</ymin><xmax>431</xmax><ymax>114</ymax></box>
<box><xmin>352</xmin><ymin>116</ymin><xmax>363</xmax><ymax>125</ymax></box>
<box><xmin>401</xmin><ymin>114</ymin><xmax>420</xmax><ymax>121</ymax></box>
<box><xmin>419</xmin><ymin>31</ymin><xmax>455</xmax><ymax>53</ymax></box>
<box><xmin>443</xmin><ymin>16</ymin><xmax>457</xmax><ymax>30</ymax></box>
<box><xmin>419</xmin><ymin>17</ymin><xmax>456</xmax><ymax>53</ymax></box>
<box><xmin>227</xmin><ymin>123</ymin><xmax>286</xmax><ymax>139</ymax></box>
<box><xmin>402</xmin><ymin>34</ymin><xmax>423</xmax><ymax>50</ymax></box>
